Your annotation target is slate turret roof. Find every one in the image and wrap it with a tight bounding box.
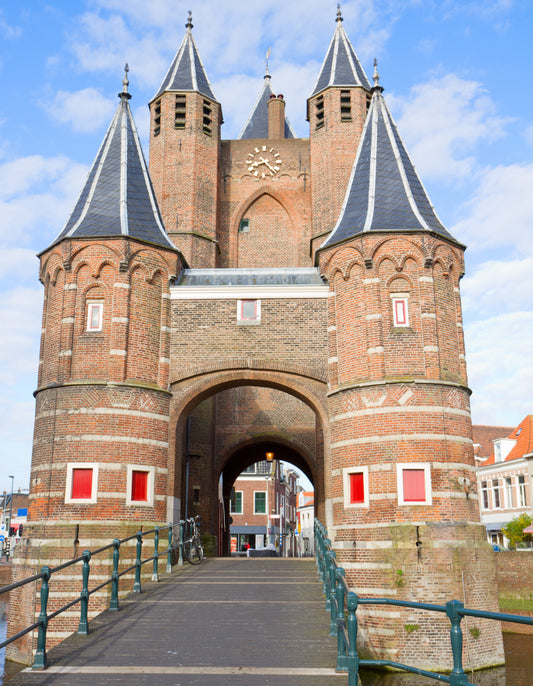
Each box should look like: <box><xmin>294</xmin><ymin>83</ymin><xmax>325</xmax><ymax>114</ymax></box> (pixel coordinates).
<box><xmin>46</xmin><ymin>68</ymin><xmax>176</xmax><ymax>253</ymax></box>
<box><xmin>309</xmin><ymin>6</ymin><xmax>371</xmax><ymax>99</ymax></box>
<box><xmin>320</xmin><ymin>73</ymin><xmax>458</xmax><ymax>251</ymax></box>
<box><xmin>239</xmin><ymin>73</ymin><xmax>295</xmax><ymax>140</ymax></box>
<box><xmin>152</xmin><ymin>11</ymin><xmax>216</xmax><ymax>103</ymax></box>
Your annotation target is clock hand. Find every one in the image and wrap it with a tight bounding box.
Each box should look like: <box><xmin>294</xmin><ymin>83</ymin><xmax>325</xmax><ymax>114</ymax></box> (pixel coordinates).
<box><xmin>259</xmin><ymin>157</ymin><xmax>275</xmax><ymax>172</ymax></box>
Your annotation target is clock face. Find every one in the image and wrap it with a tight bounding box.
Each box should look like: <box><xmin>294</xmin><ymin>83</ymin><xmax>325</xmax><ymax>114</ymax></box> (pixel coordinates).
<box><xmin>246</xmin><ymin>145</ymin><xmax>282</xmax><ymax>178</ymax></box>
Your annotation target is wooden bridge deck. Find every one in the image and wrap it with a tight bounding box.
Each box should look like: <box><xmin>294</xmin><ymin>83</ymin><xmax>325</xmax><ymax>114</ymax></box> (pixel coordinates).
<box><xmin>10</xmin><ymin>558</ymin><xmax>345</xmax><ymax>686</ymax></box>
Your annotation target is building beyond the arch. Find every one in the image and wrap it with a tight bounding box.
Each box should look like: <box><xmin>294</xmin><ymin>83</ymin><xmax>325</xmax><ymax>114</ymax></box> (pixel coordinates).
<box><xmin>9</xmin><ymin>9</ymin><xmax>505</xmax><ymax>672</ymax></box>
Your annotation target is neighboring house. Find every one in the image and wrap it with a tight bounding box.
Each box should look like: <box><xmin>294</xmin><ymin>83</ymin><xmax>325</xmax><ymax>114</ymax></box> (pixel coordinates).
<box><xmin>297</xmin><ymin>490</ymin><xmax>314</xmax><ymax>556</ymax></box>
<box><xmin>230</xmin><ymin>460</ymin><xmax>298</xmax><ymax>556</ymax></box>
<box><xmin>474</xmin><ymin>416</ymin><xmax>533</xmax><ymax>548</ymax></box>
<box><xmin>0</xmin><ymin>490</ymin><xmax>29</xmax><ymax>557</ymax></box>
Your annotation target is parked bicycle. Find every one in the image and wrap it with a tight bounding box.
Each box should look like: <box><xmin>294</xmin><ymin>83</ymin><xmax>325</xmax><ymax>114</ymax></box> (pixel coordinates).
<box><xmin>183</xmin><ymin>516</ymin><xmax>204</xmax><ymax>564</ymax></box>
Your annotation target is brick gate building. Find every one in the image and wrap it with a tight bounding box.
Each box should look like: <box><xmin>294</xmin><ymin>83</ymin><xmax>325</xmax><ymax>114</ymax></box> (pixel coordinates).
<box><xmin>9</xmin><ymin>9</ymin><xmax>504</xmax><ymax>671</ymax></box>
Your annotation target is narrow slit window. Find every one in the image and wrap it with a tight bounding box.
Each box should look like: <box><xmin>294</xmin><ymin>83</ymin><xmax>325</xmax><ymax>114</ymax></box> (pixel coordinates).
<box><xmin>153</xmin><ymin>99</ymin><xmax>161</xmax><ymax>136</ymax></box>
<box><xmin>239</xmin><ymin>218</ymin><xmax>250</xmax><ymax>233</ymax></box>
<box><xmin>203</xmin><ymin>99</ymin><xmax>212</xmax><ymax>135</ymax></box>
<box><xmin>87</xmin><ymin>302</ymin><xmax>103</xmax><ymax>331</ymax></box>
<box><xmin>315</xmin><ymin>95</ymin><xmax>324</xmax><ymax>130</ymax></box>
<box><xmin>175</xmin><ymin>94</ymin><xmax>186</xmax><ymax>129</ymax></box>
<box><xmin>340</xmin><ymin>90</ymin><xmax>351</xmax><ymax>121</ymax></box>
<box><xmin>391</xmin><ymin>294</ymin><xmax>409</xmax><ymax>327</ymax></box>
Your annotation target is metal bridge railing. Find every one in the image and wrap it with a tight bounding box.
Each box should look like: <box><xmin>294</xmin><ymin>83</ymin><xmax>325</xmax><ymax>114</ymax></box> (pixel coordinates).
<box><xmin>0</xmin><ymin>519</ymin><xmax>196</xmax><ymax>670</ymax></box>
<box><xmin>315</xmin><ymin>519</ymin><xmax>533</xmax><ymax>686</ymax></box>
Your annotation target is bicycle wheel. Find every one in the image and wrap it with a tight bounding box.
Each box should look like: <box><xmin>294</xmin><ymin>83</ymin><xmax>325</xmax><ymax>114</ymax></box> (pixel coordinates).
<box><xmin>184</xmin><ymin>537</ymin><xmax>203</xmax><ymax>564</ymax></box>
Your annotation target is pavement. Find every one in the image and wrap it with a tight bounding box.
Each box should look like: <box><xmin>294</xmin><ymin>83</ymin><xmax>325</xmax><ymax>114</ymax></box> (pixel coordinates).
<box><xmin>9</xmin><ymin>557</ymin><xmax>346</xmax><ymax>686</ymax></box>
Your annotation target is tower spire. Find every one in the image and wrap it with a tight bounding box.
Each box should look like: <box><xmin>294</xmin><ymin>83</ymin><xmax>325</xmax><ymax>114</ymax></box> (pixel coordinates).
<box><xmin>265</xmin><ymin>47</ymin><xmax>271</xmax><ymax>79</ymax></box>
<box><xmin>186</xmin><ymin>10</ymin><xmax>193</xmax><ymax>30</ymax></box>
<box><xmin>372</xmin><ymin>57</ymin><xmax>380</xmax><ymax>88</ymax></box>
<box><xmin>120</xmin><ymin>63</ymin><xmax>132</xmax><ymax>100</ymax></box>
<box><xmin>336</xmin><ymin>3</ymin><xmax>343</xmax><ymax>22</ymax></box>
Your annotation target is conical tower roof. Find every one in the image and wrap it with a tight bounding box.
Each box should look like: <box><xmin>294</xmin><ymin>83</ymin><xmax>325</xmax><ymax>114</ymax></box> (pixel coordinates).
<box><xmin>309</xmin><ymin>6</ymin><xmax>371</xmax><ymax>99</ymax></box>
<box><xmin>320</xmin><ymin>76</ymin><xmax>458</xmax><ymax>251</ymax></box>
<box><xmin>152</xmin><ymin>12</ymin><xmax>216</xmax><ymax>102</ymax></box>
<box><xmin>239</xmin><ymin>73</ymin><xmax>295</xmax><ymax>140</ymax></box>
<box><xmin>45</xmin><ymin>69</ymin><xmax>176</xmax><ymax>254</ymax></box>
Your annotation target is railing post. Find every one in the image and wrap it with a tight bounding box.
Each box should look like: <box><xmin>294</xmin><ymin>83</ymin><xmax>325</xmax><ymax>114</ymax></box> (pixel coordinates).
<box><xmin>166</xmin><ymin>523</ymin><xmax>173</xmax><ymax>573</ymax></box>
<box><xmin>324</xmin><ymin>538</ymin><xmax>332</xmax><ymax>607</ymax></box>
<box><xmin>133</xmin><ymin>531</ymin><xmax>143</xmax><ymax>593</ymax></box>
<box><xmin>78</xmin><ymin>550</ymin><xmax>91</xmax><ymax>635</ymax></box>
<box><xmin>347</xmin><ymin>592</ymin><xmax>359</xmax><ymax>686</ymax></box>
<box><xmin>328</xmin><ymin>550</ymin><xmax>337</xmax><ymax>635</ymax></box>
<box><xmin>446</xmin><ymin>600</ymin><xmax>469</xmax><ymax>686</ymax></box>
<box><xmin>32</xmin><ymin>566</ymin><xmax>50</xmax><ymax>670</ymax></box>
<box><xmin>152</xmin><ymin>526</ymin><xmax>160</xmax><ymax>582</ymax></box>
<box><xmin>178</xmin><ymin>520</ymin><xmax>185</xmax><ymax>566</ymax></box>
<box><xmin>335</xmin><ymin>567</ymin><xmax>348</xmax><ymax>672</ymax></box>
<box><xmin>109</xmin><ymin>538</ymin><xmax>120</xmax><ymax>611</ymax></box>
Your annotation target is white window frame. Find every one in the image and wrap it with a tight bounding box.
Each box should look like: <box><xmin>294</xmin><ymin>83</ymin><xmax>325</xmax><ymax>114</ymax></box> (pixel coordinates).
<box><xmin>481</xmin><ymin>481</ymin><xmax>489</xmax><ymax>510</ymax></box>
<box><xmin>517</xmin><ymin>475</ymin><xmax>527</xmax><ymax>507</ymax></box>
<box><xmin>254</xmin><ymin>490</ymin><xmax>267</xmax><ymax>514</ymax></box>
<box><xmin>126</xmin><ymin>465</ymin><xmax>155</xmax><ymax>507</ymax></box>
<box><xmin>397</xmin><ymin>463</ymin><xmax>432</xmax><ymax>505</ymax></box>
<box><xmin>391</xmin><ymin>293</ymin><xmax>409</xmax><ymax>327</ymax></box>
<box><xmin>237</xmin><ymin>299</ymin><xmax>261</xmax><ymax>324</ymax></box>
<box><xmin>87</xmin><ymin>302</ymin><xmax>103</xmax><ymax>331</ymax></box>
<box><xmin>343</xmin><ymin>466</ymin><xmax>369</xmax><ymax>508</ymax></box>
<box><xmin>231</xmin><ymin>490</ymin><xmax>243</xmax><ymax>514</ymax></box>
<box><xmin>65</xmin><ymin>463</ymin><xmax>99</xmax><ymax>504</ymax></box>
<box><xmin>492</xmin><ymin>479</ymin><xmax>501</xmax><ymax>509</ymax></box>
<box><xmin>503</xmin><ymin>477</ymin><xmax>513</xmax><ymax>509</ymax></box>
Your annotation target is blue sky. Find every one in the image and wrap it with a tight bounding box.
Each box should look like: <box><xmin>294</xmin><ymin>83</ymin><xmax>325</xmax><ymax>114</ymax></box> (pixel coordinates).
<box><xmin>0</xmin><ymin>0</ymin><xmax>532</xmax><ymax>492</ymax></box>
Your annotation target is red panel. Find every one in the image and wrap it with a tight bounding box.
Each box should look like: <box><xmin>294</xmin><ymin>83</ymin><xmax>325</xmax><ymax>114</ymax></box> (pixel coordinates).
<box><xmin>71</xmin><ymin>468</ymin><xmax>93</xmax><ymax>500</ymax></box>
<box><xmin>403</xmin><ymin>469</ymin><xmax>426</xmax><ymax>501</ymax></box>
<box><xmin>349</xmin><ymin>472</ymin><xmax>365</xmax><ymax>504</ymax></box>
<box><xmin>131</xmin><ymin>470</ymin><xmax>149</xmax><ymax>501</ymax></box>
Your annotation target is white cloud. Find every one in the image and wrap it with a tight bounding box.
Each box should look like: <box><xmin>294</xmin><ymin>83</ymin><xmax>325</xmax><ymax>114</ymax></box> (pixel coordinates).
<box><xmin>389</xmin><ymin>74</ymin><xmax>509</xmax><ymax>182</ymax></box>
<box><xmin>462</xmin><ymin>257</ymin><xmax>533</xmax><ymax>317</ymax></box>
<box><xmin>0</xmin><ymin>10</ymin><xmax>22</xmax><ymax>39</ymax></box>
<box><xmin>464</xmin><ymin>311</ymin><xmax>533</xmax><ymax>425</ymax></box>
<box><xmin>44</xmin><ymin>88</ymin><xmax>115</xmax><ymax>133</ymax></box>
<box><xmin>0</xmin><ymin>155</ymin><xmax>88</xmax><ymax>245</ymax></box>
<box><xmin>452</xmin><ymin>163</ymin><xmax>533</xmax><ymax>254</ymax></box>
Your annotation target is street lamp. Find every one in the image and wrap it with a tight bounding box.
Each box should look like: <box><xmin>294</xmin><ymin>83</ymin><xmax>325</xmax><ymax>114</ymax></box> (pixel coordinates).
<box><xmin>8</xmin><ymin>475</ymin><xmax>14</xmax><ymax>537</ymax></box>
<box><xmin>265</xmin><ymin>452</ymin><xmax>275</xmax><ymax>547</ymax></box>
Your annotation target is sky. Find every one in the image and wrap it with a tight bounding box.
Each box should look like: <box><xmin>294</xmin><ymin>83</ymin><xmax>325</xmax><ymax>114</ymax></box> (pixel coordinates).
<box><xmin>0</xmin><ymin>0</ymin><xmax>532</xmax><ymax>493</ymax></box>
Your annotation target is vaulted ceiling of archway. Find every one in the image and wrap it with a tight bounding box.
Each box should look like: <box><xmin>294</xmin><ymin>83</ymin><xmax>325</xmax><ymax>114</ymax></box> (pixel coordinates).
<box><xmin>186</xmin><ymin>385</ymin><xmax>317</xmax><ymax>484</ymax></box>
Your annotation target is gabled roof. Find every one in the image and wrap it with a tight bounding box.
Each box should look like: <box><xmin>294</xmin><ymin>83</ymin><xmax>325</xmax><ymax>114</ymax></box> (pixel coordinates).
<box><xmin>319</xmin><ymin>82</ymin><xmax>458</xmax><ymax>251</ymax></box>
<box><xmin>45</xmin><ymin>75</ymin><xmax>176</xmax><ymax>253</ymax></box>
<box><xmin>152</xmin><ymin>12</ymin><xmax>216</xmax><ymax>103</ymax></box>
<box><xmin>309</xmin><ymin>7</ymin><xmax>371</xmax><ymax>99</ymax></box>
<box><xmin>479</xmin><ymin>416</ymin><xmax>533</xmax><ymax>466</ymax></box>
<box><xmin>472</xmin><ymin>425</ymin><xmax>514</xmax><ymax>460</ymax></box>
<box><xmin>239</xmin><ymin>74</ymin><xmax>295</xmax><ymax>139</ymax></box>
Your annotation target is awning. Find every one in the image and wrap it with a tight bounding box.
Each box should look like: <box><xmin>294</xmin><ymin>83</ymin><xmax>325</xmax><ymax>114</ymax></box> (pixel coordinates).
<box><xmin>230</xmin><ymin>526</ymin><xmax>267</xmax><ymax>535</ymax></box>
<box><xmin>523</xmin><ymin>525</ymin><xmax>533</xmax><ymax>534</ymax></box>
<box><xmin>484</xmin><ymin>522</ymin><xmax>507</xmax><ymax>532</ymax></box>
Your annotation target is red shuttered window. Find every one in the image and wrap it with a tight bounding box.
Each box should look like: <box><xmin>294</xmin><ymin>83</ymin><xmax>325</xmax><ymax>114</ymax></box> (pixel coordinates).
<box><xmin>131</xmin><ymin>470</ymin><xmax>149</xmax><ymax>502</ymax></box>
<box><xmin>402</xmin><ymin>469</ymin><xmax>426</xmax><ymax>502</ymax></box>
<box><xmin>349</xmin><ymin>472</ymin><xmax>365</xmax><ymax>504</ymax></box>
<box><xmin>71</xmin><ymin>468</ymin><xmax>93</xmax><ymax>500</ymax></box>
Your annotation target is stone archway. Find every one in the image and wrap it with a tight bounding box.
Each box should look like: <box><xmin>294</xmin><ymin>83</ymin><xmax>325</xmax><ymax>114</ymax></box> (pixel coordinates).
<box><xmin>167</xmin><ymin>368</ymin><xmax>328</xmax><ymax>554</ymax></box>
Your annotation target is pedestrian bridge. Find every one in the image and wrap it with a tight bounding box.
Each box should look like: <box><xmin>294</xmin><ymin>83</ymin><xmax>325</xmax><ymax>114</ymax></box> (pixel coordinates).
<box><xmin>13</xmin><ymin>558</ymin><xmax>343</xmax><ymax>686</ymax></box>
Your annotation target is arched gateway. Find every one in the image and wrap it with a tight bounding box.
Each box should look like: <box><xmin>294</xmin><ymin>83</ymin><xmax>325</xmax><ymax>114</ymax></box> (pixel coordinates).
<box><xmin>9</xmin><ymin>9</ymin><xmax>505</xmax><ymax>673</ymax></box>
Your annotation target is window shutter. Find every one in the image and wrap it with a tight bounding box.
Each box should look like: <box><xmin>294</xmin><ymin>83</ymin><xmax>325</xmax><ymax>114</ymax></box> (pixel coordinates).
<box><xmin>71</xmin><ymin>468</ymin><xmax>93</xmax><ymax>500</ymax></box>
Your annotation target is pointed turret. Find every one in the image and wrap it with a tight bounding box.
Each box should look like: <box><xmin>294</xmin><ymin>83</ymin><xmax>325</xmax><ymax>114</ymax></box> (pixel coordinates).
<box><xmin>149</xmin><ymin>12</ymin><xmax>221</xmax><ymax>267</ymax></box>
<box><xmin>47</xmin><ymin>67</ymin><xmax>176</xmax><ymax>254</ymax></box>
<box><xmin>319</xmin><ymin>75</ymin><xmax>458</xmax><ymax>251</ymax></box>
<box><xmin>309</xmin><ymin>4</ymin><xmax>371</xmax><ymax>99</ymax></box>
<box><xmin>308</xmin><ymin>6</ymin><xmax>372</xmax><ymax>254</ymax></box>
<box><xmin>152</xmin><ymin>11</ymin><xmax>216</xmax><ymax>102</ymax></box>
<box><xmin>239</xmin><ymin>73</ymin><xmax>295</xmax><ymax>140</ymax></box>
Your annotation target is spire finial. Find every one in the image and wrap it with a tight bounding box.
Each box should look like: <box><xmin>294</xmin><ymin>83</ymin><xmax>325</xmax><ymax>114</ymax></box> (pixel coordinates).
<box><xmin>186</xmin><ymin>10</ymin><xmax>193</xmax><ymax>30</ymax></box>
<box><xmin>119</xmin><ymin>63</ymin><xmax>132</xmax><ymax>100</ymax></box>
<box><xmin>336</xmin><ymin>3</ymin><xmax>343</xmax><ymax>22</ymax></box>
<box><xmin>264</xmin><ymin>47</ymin><xmax>271</xmax><ymax>79</ymax></box>
<box><xmin>373</xmin><ymin>58</ymin><xmax>380</xmax><ymax>87</ymax></box>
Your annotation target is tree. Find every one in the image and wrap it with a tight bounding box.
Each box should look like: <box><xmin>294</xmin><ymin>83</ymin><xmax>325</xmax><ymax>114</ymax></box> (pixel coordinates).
<box><xmin>502</xmin><ymin>513</ymin><xmax>533</xmax><ymax>549</ymax></box>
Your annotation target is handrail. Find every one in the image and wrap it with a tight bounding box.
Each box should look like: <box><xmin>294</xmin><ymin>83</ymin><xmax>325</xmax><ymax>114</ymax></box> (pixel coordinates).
<box><xmin>0</xmin><ymin>519</ymin><xmax>197</xmax><ymax>670</ymax></box>
<box><xmin>315</xmin><ymin>519</ymin><xmax>533</xmax><ymax>686</ymax></box>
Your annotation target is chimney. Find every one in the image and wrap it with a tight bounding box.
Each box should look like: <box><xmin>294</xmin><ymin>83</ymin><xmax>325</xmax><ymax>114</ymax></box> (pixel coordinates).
<box><xmin>268</xmin><ymin>94</ymin><xmax>286</xmax><ymax>139</ymax></box>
